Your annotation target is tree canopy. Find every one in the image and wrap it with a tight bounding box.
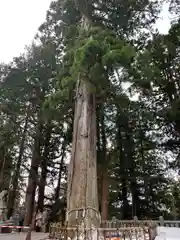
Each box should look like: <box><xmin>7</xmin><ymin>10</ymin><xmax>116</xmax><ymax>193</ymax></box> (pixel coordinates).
<box><xmin>1</xmin><ymin>0</ymin><xmax>180</xmax><ymax>224</ymax></box>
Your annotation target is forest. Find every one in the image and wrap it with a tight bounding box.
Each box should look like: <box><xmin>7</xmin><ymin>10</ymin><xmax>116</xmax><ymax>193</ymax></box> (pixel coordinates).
<box><xmin>1</xmin><ymin>0</ymin><xmax>180</xmax><ymax>226</ymax></box>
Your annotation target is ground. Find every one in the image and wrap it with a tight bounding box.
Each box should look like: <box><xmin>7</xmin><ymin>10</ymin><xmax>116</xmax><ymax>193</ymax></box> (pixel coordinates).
<box><xmin>0</xmin><ymin>232</ymin><xmax>49</xmax><ymax>240</ymax></box>
<box><xmin>1</xmin><ymin>227</ymin><xmax>180</xmax><ymax>240</ymax></box>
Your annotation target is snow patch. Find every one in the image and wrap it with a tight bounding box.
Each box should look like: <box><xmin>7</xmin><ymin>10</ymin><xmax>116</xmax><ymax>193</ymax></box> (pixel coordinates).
<box><xmin>156</xmin><ymin>226</ymin><xmax>180</xmax><ymax>240</ymax></box>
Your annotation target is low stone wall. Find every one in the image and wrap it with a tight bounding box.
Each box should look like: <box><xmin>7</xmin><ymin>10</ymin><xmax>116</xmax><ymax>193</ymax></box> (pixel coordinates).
<box><xmin>49</xmin><ymin>223</ymin><xmax>152</xmax><ymax>239</ymax></box>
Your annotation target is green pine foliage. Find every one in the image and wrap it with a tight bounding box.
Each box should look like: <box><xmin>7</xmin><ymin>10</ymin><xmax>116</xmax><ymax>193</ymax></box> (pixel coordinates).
<box><xmin>1</xmin><ymin>0</ymin><xmax>180</xmax><ymax>221</ymax></box>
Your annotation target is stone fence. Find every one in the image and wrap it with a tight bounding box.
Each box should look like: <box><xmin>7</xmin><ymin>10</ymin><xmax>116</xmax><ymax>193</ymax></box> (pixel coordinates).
<box><xmin>101</xmin><ymin>216</ymin><xmax>180</xmax><ymax>228</ymax></box>
<box><xmin>49</xmin><ymin>216</ymin><xmax>180</xmax><ymax>239</ymax></box>
<box><xmin>49</xmin><ymin>224</ymin><xmax>151</xmax><ymax>240</ymax></box>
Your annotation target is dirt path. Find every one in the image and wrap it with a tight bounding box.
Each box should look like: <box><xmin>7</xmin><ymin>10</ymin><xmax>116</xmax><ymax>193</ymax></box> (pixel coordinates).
<box><xmin>0</xmin><ymin>232</ymin><xmax>49</xmax><ymax>240</ymax></box>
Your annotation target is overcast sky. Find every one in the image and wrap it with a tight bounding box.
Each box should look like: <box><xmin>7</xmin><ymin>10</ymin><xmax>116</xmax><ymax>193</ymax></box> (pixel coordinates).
<box><xmin>0</xmin><ymin>1</ymin><xmax>171</xmax><ymax>63</ymax></box>
<box><xmin>0</xmin><ymin>0</ymin><xmax>52</xmax><ymax>63</ymax></box>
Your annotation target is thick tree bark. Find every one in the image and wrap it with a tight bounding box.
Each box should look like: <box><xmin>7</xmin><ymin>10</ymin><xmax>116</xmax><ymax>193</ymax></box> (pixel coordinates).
<box><xmin>0</xmin><ymin>152</ymin><xmax>13</xmax><ymax>194</ymax></box>
<box><xmin>116</xmin><ymin>110</ymin><xmax>129</xmax><ymax>219</ymax></box>
<box><xmin>100</xmin><ymin>106</ymin><xmax>109</xmax><ymax>221</ymax></box>
<box><xmin>55</xmin><ymin>139</ymin><xmax>66</xmax><ymax>201</ymax></box>
<box><xmin>24</xmin><ymin>116</ymin><xmax>43</xmax><ymax>226</ymax></box>
<box><xmin>38</xmin><ymin>163</ymin><xmax>48</xmax><ymax>212</ymax></box>
<box><xmin>67</xmin><ymin>76</ymin><xmax>100</xmax><ymax>228</ymax></box>
<box><xmin>101</xmin><ymin>169</ymin><xmax>108</xmax><ymax>220</ymax></box>
<box><xmin>37</xmin><ymin>125</ymin><xmax>52</xmax><ymax>212</ymax></box>
<box><xmin>7</xmin><ymin>111</ymin><xmax>29</xmax><ymax>218</ymax></box>
<box><xmin>126</xmin><ymin>124</ymin><xmax>137</xmax><ymax>217</ymax></box>
<box><xmin>0</xmin><ymin>150</ymin><xmax>13</xmax><ymax>192</ymax></box>
<box><xmin>121</xmin><ymin>178</ymin><xmax>129</xmax><ymax>218</ymax></box>
<box><xmin>0</xmin><ymin>150</ymin><xmax>6</xmax><ymax>190</ymax></box>
<box><xmin>97</xmin><ymin>115</ymin><xmax>102</xmax><ymax>213</ymax></box>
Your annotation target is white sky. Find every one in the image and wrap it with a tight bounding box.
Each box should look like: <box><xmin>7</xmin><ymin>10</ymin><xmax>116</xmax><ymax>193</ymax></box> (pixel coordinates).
<box><xmin>0</xmin><ymin>0</ymin><xmax>52</xmax><ymax>63</ymax></box>
<box><xmin>0</xmin><ymin>1</ymin><xmax>171</xmax><ymax>63</ymax></box>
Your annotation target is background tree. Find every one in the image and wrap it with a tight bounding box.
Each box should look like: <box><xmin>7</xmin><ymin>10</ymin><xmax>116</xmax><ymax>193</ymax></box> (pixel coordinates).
<box><xmin>1</xmin><ymin>0</ymin><xmax>180</xmax><ymax>228</ymax></box>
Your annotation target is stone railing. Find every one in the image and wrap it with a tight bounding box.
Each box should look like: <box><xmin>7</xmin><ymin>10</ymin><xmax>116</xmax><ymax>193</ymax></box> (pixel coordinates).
<box><xmin>49</xmin><ymin>223</ymin><xmax>151</xmax><ymax>240</ymax></box>
<box><xmin>49</xmin><ymin>216</ymin><xmax>180</xmax><ymax>239</ymax></box>
<box><xmin>101</xmin><ymin>216</ymin><xmax>180</xmax><ymax>229</ymax></box>
<box><xmin>101</xmin><ymin>216</ymin><xmax>155</xmax><ymax>228</ymax></box>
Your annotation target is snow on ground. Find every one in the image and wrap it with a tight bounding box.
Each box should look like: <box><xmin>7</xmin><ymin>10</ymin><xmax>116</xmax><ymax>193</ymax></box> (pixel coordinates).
<box><xmin>155</xmin><ymin>227</ymin><xmax>180</xmax><ymax>239</ymax></box>
<box><xmin>0</xmin><ymin>232</ymin><xmax>48</xmax><ymax>240</ymax></box>
<box><xmin>1</xmin><ymin>227</ymin><xmax>180</xmax><ymax>240</ymax></box>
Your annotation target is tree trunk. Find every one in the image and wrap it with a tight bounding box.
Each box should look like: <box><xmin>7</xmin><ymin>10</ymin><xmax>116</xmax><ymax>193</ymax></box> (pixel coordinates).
<box><xmin>24</xmin><ymin>116</ymin><xmax>43</xmax><ymax>226</ymax></box>
<box><xmin>0</xmin><ymin>149</ymin><xmax>6</xmax><ymax>190</ymax></box>
<box><xmin>101</xmin><ymin>169</ymin><xmax>109</xmax><ymax>221</ymax></box>
<box><xmin>116</xmin><ymin>110</ymin><xmax>131</xmax><ymax>219</ymax></box>
<box><xmin>100</xmin><ymin>106</ymin><xmax>108</xmax><ymax>221</ymax></box>
<box><xmin>37</xmin><ymin>125</ymin><xmax>52</xmax><ymax>212</ymax></box>
<box><xmin>55</xmin><ymin>139</ymin><xmax>66</xmax><ymax>201</ymax></box>
<box><xmin>7</xmin><ymin>111</ymin><xmax>29</xmax><ymax>218</ymax></box>
<box><xmin>96</xmin><ymin>106</ymin><xmax>102</xmax><ymax>213</ymax></box>
<box><xmin>38</xmin><ymin>163</ymin><xmax>48</xmax><ymax>212</ymax></box>
<box><xmin>0</xmin><ymin>150</ymin><xmax>13</xmax><ymax>193</ymax></box>
<box><xmin>131</xmin><ymin>180</ymin><xmax>138</xmax><ymax>217</ymax></box>
<box><xmin>121</xmin><ymin>178</ymin><xmax>129</xmax><ymax>219</ymax></box>
<box><xmin>67</xmin><ymin>76</ymin><xmax>100</xmax><ymax>228</ymax></box>
<box><xmin>140</xmin><ymin>131</ymin><xmax>149</xmax><ymax>216</ymax></box>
